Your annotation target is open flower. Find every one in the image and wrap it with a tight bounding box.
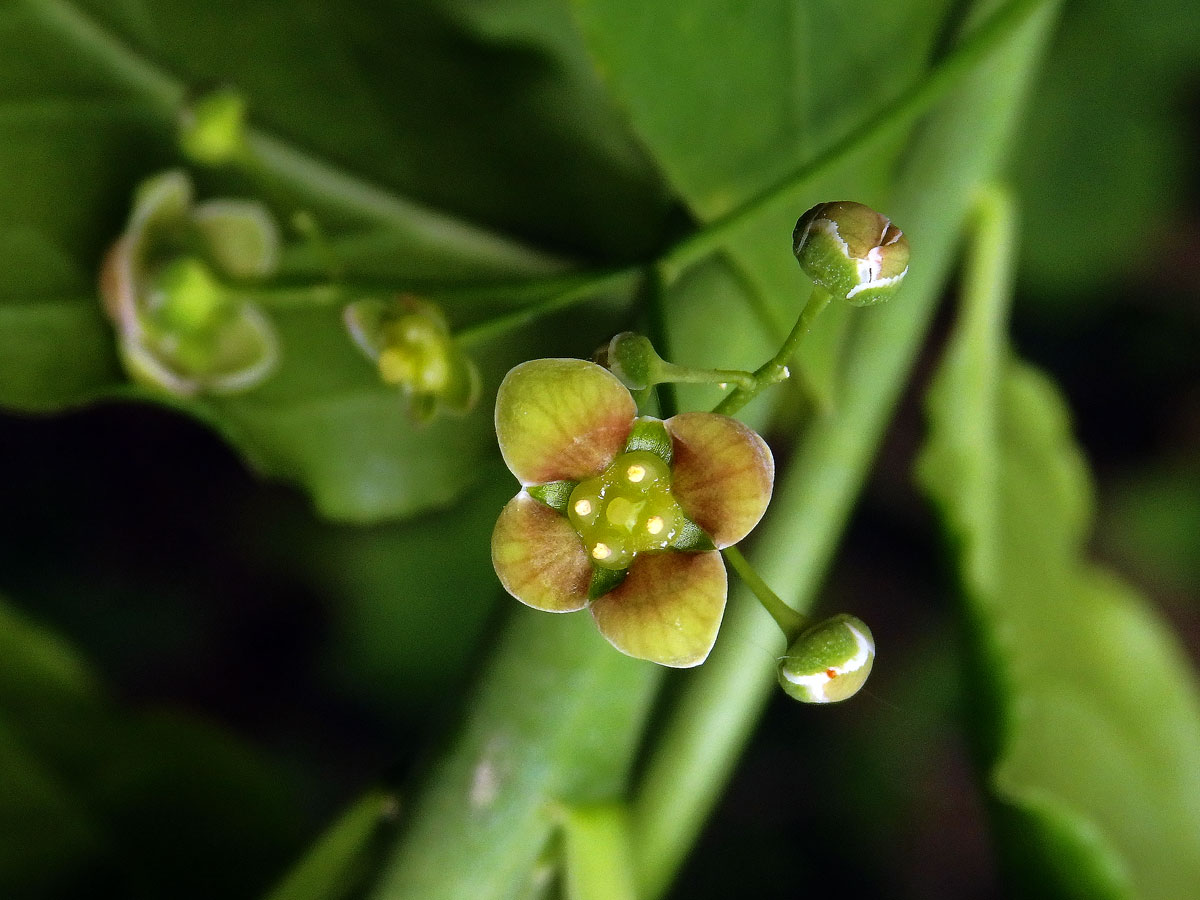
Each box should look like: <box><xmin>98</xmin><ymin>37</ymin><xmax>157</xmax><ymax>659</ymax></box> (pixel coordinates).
<box><xmin>491</xmin><ymin>358</ymin><xmax>774</xmax><ymax>667</ymax></box>
<box><xmin>344</xmin><ymin>294</ymin><xmax>480</xmax><ymax>423</ymax></box>
<box><xmin>99</xmin><ymin>169</ymin><xmax>281</xmax><ymax>396</ymax></box>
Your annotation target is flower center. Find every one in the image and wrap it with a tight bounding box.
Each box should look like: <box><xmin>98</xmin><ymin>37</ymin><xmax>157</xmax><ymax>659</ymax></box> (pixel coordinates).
<box><xmin>567</xmin><ymin>450</ymin><xmax>684</xmax><ymax>570</ymax></box>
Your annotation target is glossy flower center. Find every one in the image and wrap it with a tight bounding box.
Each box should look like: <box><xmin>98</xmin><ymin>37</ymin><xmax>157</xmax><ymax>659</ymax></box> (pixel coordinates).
<box><xmin>567</xmin><ymin>450</ymin><xmax>684</xmax><ymax>570</ymax></box>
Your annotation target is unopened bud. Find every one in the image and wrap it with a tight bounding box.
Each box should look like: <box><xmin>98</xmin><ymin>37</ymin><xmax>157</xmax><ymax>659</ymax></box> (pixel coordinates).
<box><xmin>604</xmin><ymin>332</ymin><xmax>665</xmax><ymax>391</ymax></box>
<box><xmin>793</xmin><ymin>202</ymin><xmax>909</xmax><ymax>306</ymax></box>
<box><xmin>344</xmin><ymin>295</ymin><xmax>480</xmax><ymax>422</ymax></box>
<box><xmin>778</xmin><ymin>613</ymin><xmax>875</xmax><ymax>704</ymax></box>
<box><xmin>179</xmin><ymin>87</ymin><xmax>248</xmax><ymax>165</ymax></box>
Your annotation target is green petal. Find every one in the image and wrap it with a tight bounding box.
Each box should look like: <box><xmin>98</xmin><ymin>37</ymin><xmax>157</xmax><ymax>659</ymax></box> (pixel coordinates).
<box><xmin>126</xmin><ymin>303</ymin><xmax>279</xmax><ymax>396</ymax></box>
<box><xmin>492</xmin><ymin>493</ymin><xmax>591</xmax><ymax>612</ymax></box>
<box><xmin>128</xmin><ymin>169</ymin><xmax>193</xmax><ymax>235</ymax></box>
<box><xmin>496</xmin><ymin>359</ymin><xmax>636</xmax><ymax>484</ymax></box>
<box><xmin>192</xmin><ymin>199</ymin><xmax>282</xmax><ymax>280</ymax></box>
<box><xmin>590</xmin><ymin>550</ymin><xmax>726</xmax><ymax>667</ymax></box>
<box><xmin>665</xmin><ymin>413</ymin><xmax>774</xmax><ymax>548</ymax></box>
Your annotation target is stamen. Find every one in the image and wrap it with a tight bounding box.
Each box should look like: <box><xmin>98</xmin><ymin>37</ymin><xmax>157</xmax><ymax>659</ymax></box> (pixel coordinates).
<box><xmin>626</xmin><ymin>464</ymin><xmax>646</xmax><ymax>483</ymax></box>
<box><xmin>592</xmin><ymin>543</ymin><xmax>611</xmax><ymax>561</ymax></box>
<box><xmin>574</xmin><ymin>499</ymin><xmax>593</xmax><ymax>516</ymax></box>
<box><xmin>645</xmin><ymin>515</ymin><xmax>665</xmax><ymax>535</ymax></box>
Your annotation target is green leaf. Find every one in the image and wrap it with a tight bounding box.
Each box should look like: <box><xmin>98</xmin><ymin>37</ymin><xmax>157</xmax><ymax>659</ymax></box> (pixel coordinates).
<box><xmin>1012</xmin><ymin>0</ymin><xmax>1189</xmax><ymax>298</ymax></box>
<box><xmin>0</xmin><ymin>0</ymin><xmax>668</xmax><ymax>521</ymax></box>
<box><xmin>262</xmin><ymin>791</ymin><xmax>399</xmax><ymax>900</ymax></box>
<box><xmin>570</xmin><ymin>0</ymin><xmax>953</xmax><ymax>402</ymax></box>
<box><xmin>918</xmin><ymin>191</ymin><xmax>1200</xmax><ymax>900</ymax></box>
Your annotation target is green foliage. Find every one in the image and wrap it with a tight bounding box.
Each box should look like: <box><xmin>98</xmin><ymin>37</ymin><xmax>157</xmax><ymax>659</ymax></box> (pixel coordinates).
<box><xmin>0</xmin><ymin>596</ymin><xmax>309</xmax><ymax>899</ymax></box>
<box><xmin>918</xmin><ymin>191</ymin><xmax>1200</xmax><ymax>899</ymax></box>
<box><xmin>1012</xmin><ymin>0</ymin><xmax>1197</xmax><ymax>298</ymax></box>
<box><xmin>1</xmin><ymin>0</ymin><xmax>1197</xmax><ymax>898</ymax></box>
<box><xmin>0</xmin><ymin>0</ymin><xmax>665</xmax><ymax>520</ymax></box>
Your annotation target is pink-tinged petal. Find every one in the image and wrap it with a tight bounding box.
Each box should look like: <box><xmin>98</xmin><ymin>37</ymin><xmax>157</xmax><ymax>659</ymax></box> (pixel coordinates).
<box><xmin>666</xmin><ymin>412</ymin><xmax>774</xmax><ymax>548</ymax></box>
<box><xmin>496</xmin><ymin>358</ymin><xmax>636</xmax><ymax>484</ymax></box>
<box><xmin>492</xmin><ymin>493</ymin><xmax>591</xmax><ymax>612</ymax></box>
<box><xmin>591</xmin><ymin>551</ymin><xmax>726</xmax><ymax>667</ymax></box>
<box><xmin>99</xmin><ymin>236</ymin><xmax>138</xmax><ymax>329</ymax></box>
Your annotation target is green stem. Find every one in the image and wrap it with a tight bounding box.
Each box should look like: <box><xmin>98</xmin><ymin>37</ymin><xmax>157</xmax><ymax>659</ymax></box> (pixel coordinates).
<box><xmin>629</xmin><ymin>3</ymin><xmax>1061</xmax><ymax>895</ymax></box>
<box><xmin>240</xmin><ymin>283</ymin><xmax>349</xmax><ymax>308</ymax></box>
<box><xmin>456</xmin><ymin>269</ymin><xmax>642</xmax><ymax>346</ymax></box>
<box><xmin>561</xmin><ymin>805</ymin><xmax>638</xmax><ymax>900</ymax></box>
<box><xmin>712</xmin><ymin>286</ymin><xmax>831</xmax><ymax>416</ymax></box>
<box><xmin>643</xmin><ymin>265</ymin><xmax>677</xmax><ymax>418</ymax></box>
<box><xmin>653</xmin><ymin>361</ymin><xmax>756</xmax><ymax>391</ymax></box>
<box><xmin>721</xmin><ymin>546</ymin><xmax>805</xmax><ymax>642</ymax></box>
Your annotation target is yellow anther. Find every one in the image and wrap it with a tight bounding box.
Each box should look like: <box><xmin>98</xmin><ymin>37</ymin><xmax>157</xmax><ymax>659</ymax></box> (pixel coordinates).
<box><xmin>626</xmin><ymin>463</ymin><xmax>646</xmax><ymax>483</ymax></box>
<box><xmin>592</xmin><ymin>542</ymin><xmax>612</xmax><ymax>561</ymax></box>
<box><xmin>645</xmin><ymin>515</ymin><xmax>665</xmax><ymax>535</ymax></box>
<box><xmin>574</xmin><ymin>498</ymin><xmax>593</xmax><ymax>517</ymax></box>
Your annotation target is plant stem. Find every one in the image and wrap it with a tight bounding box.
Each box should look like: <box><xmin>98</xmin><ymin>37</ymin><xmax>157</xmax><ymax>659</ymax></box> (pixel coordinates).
<box><xmin>561</xmin><ymin>805</ymin><xmax>638</xmax><ymax>900</ymax></box>
<box><xmin>713</xmin><ymin>285</ymin><xmax>831</xmax><ymax>416</ymax></box>
<box><xmin>642</xmin><ymin>265</ymin><xmax>677</xmax><ymax>418</ymax></box>
<box><xmin>721</xmin><ymin>546</ymin><xmax>805</xmax><ymax>642</ymax></box>
<box><xmin>456</xmin><ymin>268</ymin><xmax>642</xmax><ymax>346</ymax></box>
<box><xmin>653</xmin><ymin>362</ymin><xmax>756</xmax><ymax>391</ymax></box>
<box><xmin>629</xmin><ymin>3</ymin><xmax>1062</xmax><ymax>895</ymax></box>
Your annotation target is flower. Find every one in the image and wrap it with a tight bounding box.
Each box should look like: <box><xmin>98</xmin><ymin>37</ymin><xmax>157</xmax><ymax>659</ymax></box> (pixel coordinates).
<box><xmin>99</xmin><ymin>169</ymin><xmax>281</xmax><ymax>396</ymax></box>
<box><xmin>491</xmin><ymin>358</ymin><xmax>774</xmax><ymax>667</ymax></box>
<box><xmin>344</xmin><ymin>294</ymin><xmax>480</xmax><ymax>423</ymax></box>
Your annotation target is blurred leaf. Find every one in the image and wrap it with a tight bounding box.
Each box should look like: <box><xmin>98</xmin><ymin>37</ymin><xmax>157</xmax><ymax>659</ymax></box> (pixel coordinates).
<box><xmin>0</xmin><ymin>594</ymin><xmax>310</xmax><ymax>898</ymax></box>
<box><xmin>0</xmin><ymin>723</ymin><xmax>101</xmax><ymax>897</ymax></box>
<box><xmin>366</xmin><ymin>611</ymin><xmax>660</xmax><ymax>900</ymax></box>
<box><xmin>1012</xmin><ymin>1</ymin><xmax>1192</xmax><ymax>297</ymax></box>
<box><xmin>264</xmin><ymin>790</ymin><xmax>398</xmax><ymax>900</ymax></box>
<box><xmin>0</xmin><ymin>0</ymin><xmax>671</xmax><ymax>521</ymax></box>
<box><xmin>570</xmin><ymin>0</ymin><xmax>952</xmax><ymax>403</ymax></box>
<box><xmin>1100</xmin><ymin>467</ymin><xmax>1200</xmax><ymax>595</ymax></box>
<box><xmin>0</xmin><ymin>595</ymin><xmax>112</xmax><ymax>892</ymax></box>
<box><xmin>918</xmin><ymin>193</ymin><xmax>1200</xmax><ymax>899</ymax></box>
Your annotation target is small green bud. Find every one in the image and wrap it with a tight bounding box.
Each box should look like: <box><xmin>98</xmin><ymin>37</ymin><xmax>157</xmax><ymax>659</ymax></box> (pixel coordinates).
<box><xmin>605</xmin><ymin>332</ymin><xmax>665</xmax><ymax>391</ymax></box>
<box><xmin>344</xmin><ymin>295</ymin><xmax>481</xmax><ymax>422</ymax></box>
<box><xmin>778</xmin><ymin>613</ymin><xmax>875</xmax><ymax>703</ymax></box>
<box><xmin>179</xmin><ymin>87</ymin><xmax>248</xmax><ymax>165</ymax></box>
<box><xmin>793</xmin><ymin>201</ymin><xmax>909</xmax><ymax>306</ymax></box>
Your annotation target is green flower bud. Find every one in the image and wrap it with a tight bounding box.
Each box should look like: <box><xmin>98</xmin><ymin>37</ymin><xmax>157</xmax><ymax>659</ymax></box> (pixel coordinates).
<box><xmin>604</xmin><ymin>332</ymin><xmax>664</xmax><ymax>391</ymax></box>
<box><xmin>777</xmin><ymin>613</ymin><xmax>875</xmax><ymax>703</ymax></box>
<box><xmin>179</xmin><ymin>87</ymin><xmax>249</xmax><ymax>165</ymax></box>
<box><xmin>793</xmin><ymin>201</ymin><xmax>909</xmax><ymax>306</ymax></box>
<box><xmin>344</xmin><ymin>295</ymin><xmax>480</xmax><ymax>422</ymax></box>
